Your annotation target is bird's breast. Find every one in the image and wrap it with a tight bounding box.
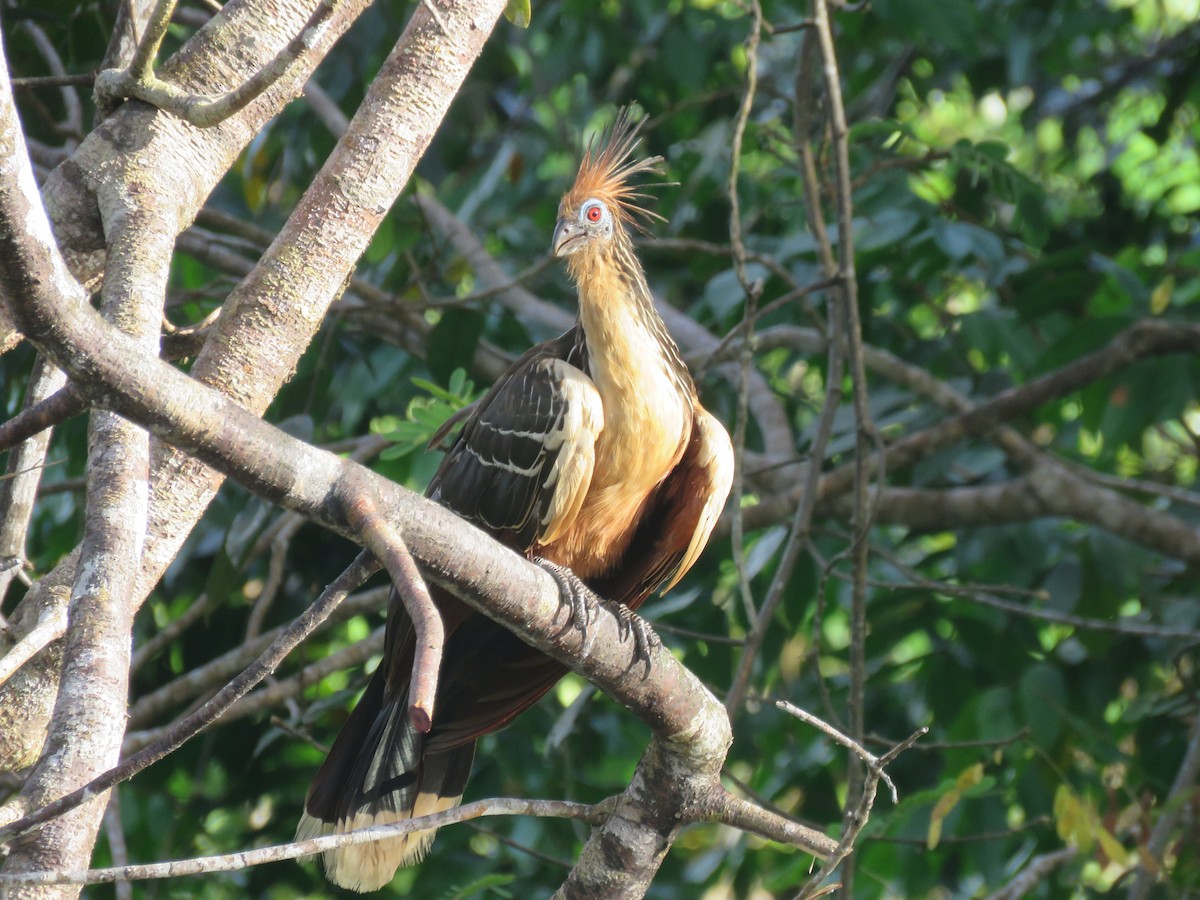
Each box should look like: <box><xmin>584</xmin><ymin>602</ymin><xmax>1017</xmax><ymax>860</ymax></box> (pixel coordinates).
<box><xmin>536</xmin><ymin>295</ymin><xmax>692</xmax><ymax>579</ymax></box>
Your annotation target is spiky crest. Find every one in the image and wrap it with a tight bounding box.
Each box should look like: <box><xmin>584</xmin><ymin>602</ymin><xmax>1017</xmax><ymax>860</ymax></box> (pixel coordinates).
<box><xmin>561</xmin><ymin>107</ymin><xmax>667</xmax><ymax>233</ymax></box>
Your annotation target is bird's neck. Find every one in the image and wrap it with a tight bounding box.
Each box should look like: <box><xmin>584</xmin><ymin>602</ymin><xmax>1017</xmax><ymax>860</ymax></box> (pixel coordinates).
<box><xmin>572</xmin><ymin>245</ymin><xmax>693</xmax><ymax>492</ymax></box>
<box><xmin>572</xmin><ymin>246</ymin><xmax>690</xmax><ymax>407</ymax></box>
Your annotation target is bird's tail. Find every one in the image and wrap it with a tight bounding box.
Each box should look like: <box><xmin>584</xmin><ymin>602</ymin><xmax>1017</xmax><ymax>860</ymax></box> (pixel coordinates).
<box><xmin>297</xmin><ymin>668</ymin><xmax>476</xmax><ymax>892</ymax></box>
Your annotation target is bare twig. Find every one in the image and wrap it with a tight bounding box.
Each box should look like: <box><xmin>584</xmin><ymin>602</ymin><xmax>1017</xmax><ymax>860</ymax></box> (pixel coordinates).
<box><xmin>101</xmin><ymin>792</ymin><xmax>133</xmax><ymax>900</ymax></box>
<box><xmin>1126</xmin><ymin>711</ymin><xmax>1200</xmax><ymax>899</ymax></box>
<box><xmin>0</xmin><ymin>360</ymin><xmax>70</xmax><ymax>606</ymax></box>
<box><xmin>130</xmin><ymin>593</ymin><xmax>217</xmax><ymax>674</ymax></box>
<box><xmin>244</xmin><ymin>513</ymin><xmax>304</xmax><ymax>641</ymax></box>
<box><xmin>778</xmin><ymin>698</ymin><xmax>927</xmax><ymax>899</ymax></box>
<box><xmin>726</xmin><ymin>0</ymin><xmax>766</xmax><ymax>630</ymax></box>
<box><xmin>0</xmin><ymin>384</ymin><xmax>87</xmax><ymax>453</ymax></box>
<box><xmin>811</xmin><ymin>0</ymin><xmax>878</xmax><ymax>832</ymax></box>
<box><xmin>859</xmin><ymin>537</ymin><xmax>1200</xmax><ymax>641</ymax></box>
<box><xmin>777</xmin><ymin>700</ymin><xmax>898</xmax><ymax>802</ymax></box>
<box><xmin>0</xmin><ymin>606</ymin><xmax>68</xmax><ymax>690</ymax></box>
<box><xmin>0</xmin><ymin>797</ymin><xmax>609</xmax><ymax>887</ymax></box>
<box><xmin>125</xmin><ymin>626</ymin><xmax>385</xmax><ymax>754</ymax></box>
<box><xmin>0</xmin><ymin>553</ymin><xmax>376</xmax><ymax>843</ymax></box>
<box><xmin>18</xmin><ymin>22</ymin><xmax>84</xmax><ymax>143</ymax></box>
<box><xmin>984</xmin><ymin>847</ymin><xmax>1077</xmax><ymax>900</ymax></box>
<box><xmin>95</xmin><ymin>0</ymin><xmax>341</xmax><ymax>127</ymax></box>
<box><xmin>126</xmin><ymin>587</ymin><xmax>389</xmax><ymax>734</ymax></box>
<box><xmin>340</xmin><ymin>478</ymin><xmax>442</xmax><ymax>732</ymax></box>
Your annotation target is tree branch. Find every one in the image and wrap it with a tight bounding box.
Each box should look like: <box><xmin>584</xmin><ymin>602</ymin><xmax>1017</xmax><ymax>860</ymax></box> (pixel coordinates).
<box><xmin>0</xmin><ymin>797</ymin><xmax>610</xmax><ymax>887</ymax></box>
<box><xmin>1</xmin><ymin>0</ymin><xmax>508</xmax><ymax>781</ymax></box>
<box><xmin>0</xmin><ymin>552</ymin><xmax>377</xmax><ymax>841</ymax></box>
<box><xmin>0</xmin><ymin>360</ymin><xmax>70</xmax><ymax>608</ymax></box>
<box><xmin>746</xmin><ymin>320</ymin><xmax>1200</xmax><ymax>543</ymax></box>
<box><xmin>94</xmin><ymin>0</ymin><xmax>342</xmax><ymax>128</ymax></box>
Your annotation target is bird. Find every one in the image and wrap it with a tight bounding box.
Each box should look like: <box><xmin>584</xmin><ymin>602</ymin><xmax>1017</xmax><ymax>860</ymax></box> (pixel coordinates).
<box><xmin>297</xmin><ymin>108</ymin><xmax>734</xmax><ymax>892</ymax></box>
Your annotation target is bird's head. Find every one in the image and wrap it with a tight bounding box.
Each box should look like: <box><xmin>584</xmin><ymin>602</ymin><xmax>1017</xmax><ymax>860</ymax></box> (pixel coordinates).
<box><xmin>553</xmin><ymin>107</ymin><xmax>666</xmax><ymax>261</ymax></box>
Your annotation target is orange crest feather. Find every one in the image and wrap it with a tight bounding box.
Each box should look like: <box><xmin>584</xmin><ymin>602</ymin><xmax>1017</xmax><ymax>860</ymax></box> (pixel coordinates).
<box><xmin>561</xmin><ymin>107</ymin><xmax>667</xmax><ymax>232</ymax></box>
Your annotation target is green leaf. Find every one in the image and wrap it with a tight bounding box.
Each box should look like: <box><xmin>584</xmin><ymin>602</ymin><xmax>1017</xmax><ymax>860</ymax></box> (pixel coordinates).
<box><xmin>503</xmin><ymin>0</ymin><xmax>531</xmax><ymax>27</ymax></box>
<box><xmin>376</xmin><ymin>370</ymin><xmax>479</xmax><ymax>460</ymax></box>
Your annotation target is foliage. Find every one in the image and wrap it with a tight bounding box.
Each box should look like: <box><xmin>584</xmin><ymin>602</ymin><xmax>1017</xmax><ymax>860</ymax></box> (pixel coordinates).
<box><xmin>374</xmin><ymin>369</ymin><xmax>480</xmax><ymax>460</ymax></box>
<box><xmin>3</xmin><ymin>0</ymin><xmax>1199</xmax><ymax>897</ymax></box>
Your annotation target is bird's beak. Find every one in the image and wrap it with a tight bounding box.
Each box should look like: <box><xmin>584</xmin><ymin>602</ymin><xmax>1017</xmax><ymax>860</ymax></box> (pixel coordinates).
<box><xmin>552</xmin><ymin>218</ymin><xmax>582</xmax><ymax>257</ymax></box>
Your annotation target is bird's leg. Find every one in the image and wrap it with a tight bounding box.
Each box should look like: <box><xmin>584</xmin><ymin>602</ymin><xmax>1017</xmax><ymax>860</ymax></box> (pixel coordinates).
<box><xmin>534</xmin><ymin>557</ymin><xmax>593</xmax><ymax>636</ymax></box>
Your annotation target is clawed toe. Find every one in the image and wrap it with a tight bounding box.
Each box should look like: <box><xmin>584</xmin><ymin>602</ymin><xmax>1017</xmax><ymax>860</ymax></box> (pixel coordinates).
<box><xmin>534</xmin><ymin>557</ymin><xmax>593</xmax><ymax>635</ymax></box>
<box><xmin>532</xmin><ymin>558</ymin><xmax>658</xmax><ymax>675</ymax></box>
<box><xmin>601</xmin><ymin>599</ymin><xmax>659</xmax><ymax>677</ymax></box>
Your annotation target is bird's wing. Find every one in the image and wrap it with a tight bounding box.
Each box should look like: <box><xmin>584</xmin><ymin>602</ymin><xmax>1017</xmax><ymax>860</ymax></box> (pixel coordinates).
<box><xmin>428</xmin><ymin>330</ymin><xmax>603</xmax><ymax>550</ymax></box>
<box><xmin>593</xmin><ymin>406</ymin><xmax>735</xmax><ymax>607</ymax></box>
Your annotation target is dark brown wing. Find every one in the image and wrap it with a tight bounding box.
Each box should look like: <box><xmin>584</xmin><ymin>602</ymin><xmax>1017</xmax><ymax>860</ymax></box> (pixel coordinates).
<box><xmin>397</xmin><ymin>328</ymin><xmax>606</xmax><ymax>751</ymax></box>
<box><xmin>428</xmin><ymin>328</ymin><xmax>602</xmax><ymax>549</ymax></box>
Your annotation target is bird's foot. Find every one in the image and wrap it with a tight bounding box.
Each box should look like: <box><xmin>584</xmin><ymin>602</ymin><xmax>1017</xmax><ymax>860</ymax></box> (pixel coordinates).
<box><xmin>534</xmin><ymin>557</ymin><xmax>593</xmax><ymax>637</ymax></box>
<box><xmin>601</xmin><ymin>600</ymin><xmax>659</xmax><ymax>678</ymax></box>
<box><xmin>532</xmin><ymin>558</ymin><xmax>657</xmax><ymax>675</ymax></box>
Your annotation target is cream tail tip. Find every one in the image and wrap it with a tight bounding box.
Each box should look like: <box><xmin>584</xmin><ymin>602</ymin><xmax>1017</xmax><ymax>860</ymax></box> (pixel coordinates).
<box><xmin>296</xmin><ymin>810</ymin><xmax>436</xmax><ymax>893</ymax></box>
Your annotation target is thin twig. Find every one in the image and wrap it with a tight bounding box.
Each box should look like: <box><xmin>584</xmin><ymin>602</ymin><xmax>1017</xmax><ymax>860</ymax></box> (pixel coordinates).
<box><xmin>0</xmin><ymin>604</ymin><xmax>68</xmax><ymax>689</ymax></box>
<box><xmin>780</xmin><ymin>696</ymin><xmax>927</xmax><ymax>899</ymax></box>
<box><xmin>127</xmin><ymin>587</ymin><xmax>389</xmax><ymax>730</ymax></box>
<box><xmin>95</xmin><ymin>0</ymin><xmax>340</xmax><ymax>127</ymax></box>
<box><xmin>244</xmin><ymin>513</ymin><xmax>304</xmax><ymax>640</ymax></box>
<box><xmin>0</xmin><ymin>359</ymin><xmax>69</xmax><ymax>606</ymax></box>
<box><xmin>0</xmin><ymin>798</ymin><xmax>609</xmax><ymax>886</ymax></box>
<box><xmin>102</xmin><ymin>791</ymin><xmax>133</xmax><ymax>900</ymax></box>
<box><xmin>777</xmin><ymin>700</ymin><xmax>898</xmax><ymax>802</ymax></box>
<box><xmin>125</xmin><ymin>628</ymin><xmax>384</xmax><ymax>753</ymax></box>
<box><xmin>339</xmin><ymin>476</ymin><xmax>442</xmax><ymax>732</ymax></box>
<box><xmin>865</xmin><ymin>728</ymin><xmax>1030</xmax><ymax>753</ymax></box>
<box><xmin>727</xmin><ymin>0</ymin><xmax>765</xmax><ymax>632</ymax></box>
<box><xmin>11</xmin><ymin>74</ymin><xmax>97</xmax><ymax>90</ymax></box>
<box><xmin>984</xmin><ymin>847</ymin><xmax>1077</xmax><ymax>900</ymax></box>
<box><xmin>855</xmin><ymin>538</ymin><xmax>1200</xmax><ymax>641</ymax></box>
<box><xmin>0</xmin><ymin>552</ymin><xmax>377</xmax><ymax>844</ymax></box>
<box><xmin>812</xmin><ymin>0</ymin><xmax>878</xmax><ymax>829</ymax></box>
<box><xmin>18</xmin><ymin>22</ymin><xmax>84</xmax><ymax>141</ymax></box>
<box><xmin>130</xmin><ymin>592</ymin><xmax>218</xmax><ymax>674</ymax></box>
<box><xmin>1126</xmin><ymin>711</ymin><xmax>1200</xmax><ymax>899</ymax></box>
<box><xmin>0</xmin><ymin>385</ymin><xmax>87</xmax><ymax>453</ymax></box>
<box><xmin>873</xmin><ymin>815</ymin><xmax>1051</xmax><ymax>847</ymax></box>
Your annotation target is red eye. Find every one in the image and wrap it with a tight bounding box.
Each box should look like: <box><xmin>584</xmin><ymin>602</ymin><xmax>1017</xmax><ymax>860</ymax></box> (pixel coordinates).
<box><xmin>585</xmin><ymin>204</ymin><xmax>603</xmax><ymax>223</ymax></box>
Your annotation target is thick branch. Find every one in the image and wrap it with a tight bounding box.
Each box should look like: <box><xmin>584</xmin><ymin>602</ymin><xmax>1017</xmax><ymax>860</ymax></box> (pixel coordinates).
<box><xmin>746</xmin><ymin>320</ymin><xmax>1200</xmax><ymax>543</ymax></box>
<box><xmin>1</xmin><ymin>146</ymin><xmax>175</xmax><ymax>895</ymax></box>
<box><xmin>96</xmin><ymin>0</ymin><xmax>341</xmax><ymax>128</ymax></box>
<box><xmin>829</xmin><ymin>466</ymin><xmax>1200</xmax><ymax>566</ymax></box>
<box><xmin>1</xmin><ymin>0</ymin><xmax>508</xmax><ymax>780</ymax></box>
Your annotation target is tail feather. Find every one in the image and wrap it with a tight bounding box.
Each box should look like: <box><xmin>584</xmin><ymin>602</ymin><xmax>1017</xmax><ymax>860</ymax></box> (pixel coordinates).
<box><xmin>298</xmin><ymin>667</ymin><xmax>475</xmax><ymax>892</ymax></box>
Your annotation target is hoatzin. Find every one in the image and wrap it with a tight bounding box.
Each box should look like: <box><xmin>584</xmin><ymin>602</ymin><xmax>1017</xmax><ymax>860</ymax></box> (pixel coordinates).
<box><xmin>298</xmin><ymin>110</ymin><xmax>734</xmax><ymax>892</ymax></box>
